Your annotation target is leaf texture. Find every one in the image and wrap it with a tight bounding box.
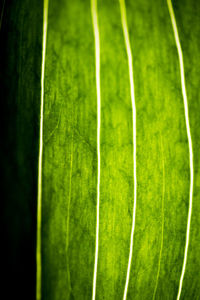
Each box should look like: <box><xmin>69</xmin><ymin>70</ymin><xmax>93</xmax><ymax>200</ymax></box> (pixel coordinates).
<box><xmin>1</xmin><ymin>0</ymin><xmax>200</xmax><ymax>299</ymax></box>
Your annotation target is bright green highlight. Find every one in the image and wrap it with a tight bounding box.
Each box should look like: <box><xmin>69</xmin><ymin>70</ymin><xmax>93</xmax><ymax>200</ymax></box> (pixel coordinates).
<box><xmin>37</xmin><ymin>0</ymin><xmax>198</xmax><ymax>299</ymax></box>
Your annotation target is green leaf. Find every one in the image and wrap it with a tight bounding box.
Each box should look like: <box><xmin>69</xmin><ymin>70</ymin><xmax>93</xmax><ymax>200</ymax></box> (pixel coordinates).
<box><xmin>2</xmin><ymin>0</ymin><xmax>200</xmax><ymax>299</ymax></box>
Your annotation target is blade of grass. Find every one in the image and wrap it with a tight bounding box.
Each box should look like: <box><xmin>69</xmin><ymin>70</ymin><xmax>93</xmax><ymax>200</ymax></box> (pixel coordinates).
<box><xmin>36</xmin><ymin>1</ymin><xmax>49</xmax><ymax>299</ymax></box>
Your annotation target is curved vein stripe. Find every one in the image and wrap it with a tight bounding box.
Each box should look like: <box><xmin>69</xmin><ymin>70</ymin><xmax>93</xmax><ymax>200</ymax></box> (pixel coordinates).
<box><xmin>91</xmin><ymin>0</ymin><xmax>101</xmax><ymax>299</ymax></box>
<box><xmin>166</xmin><ymin>1</ymin><xmax>194</xmax><ymax>299</ymax></box>
<box><xmin>153</xmin><ymin>135</ymin><xmax>165</xmax><ymax>300</ymax></box>
<box><xmin>119</xmin><ymin>1</ymin><xmax>137</xmax><ymax>299</ymax></box>
<box><xmin>36</xmin><ymin>0</ymin><xmax>49</xmax><ymax>299</ymax></box>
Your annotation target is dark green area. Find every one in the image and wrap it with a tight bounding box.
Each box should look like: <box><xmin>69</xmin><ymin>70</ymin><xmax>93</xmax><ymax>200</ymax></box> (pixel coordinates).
<box><xmin>1</xmin><ymin>1</ymin><xmax>43</xmax><ymax>299</ymax></box>
<box><xmin>1</xmin><ymin>0</ymin><xmax>200</xmax><ymax>299</ymax></box>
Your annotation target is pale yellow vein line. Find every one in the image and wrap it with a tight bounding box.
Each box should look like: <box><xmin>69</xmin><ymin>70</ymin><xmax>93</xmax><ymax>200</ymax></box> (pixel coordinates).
<box><xmin>166</xmin><ymin>1</ymin><xmax>194</xmax><ymax>299</ymax></box>
<box><xmin>91</xmin><ymin>0</ymin><xmax>101</xmax><ymax>299</ymax></box>
<box><xmin>119</xmin><ymin>1</ymin><xmax>137</xmax><ymax>299</ymax></box>
<box><xmin>153</xmin><ymin>135</ymin><xmax>165</xmax><ymax>300</ymax></box>
<box><xmin>36</xmin><ymin>1</ymin><xmax>49</xmax><ymax>299</ymax></box>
